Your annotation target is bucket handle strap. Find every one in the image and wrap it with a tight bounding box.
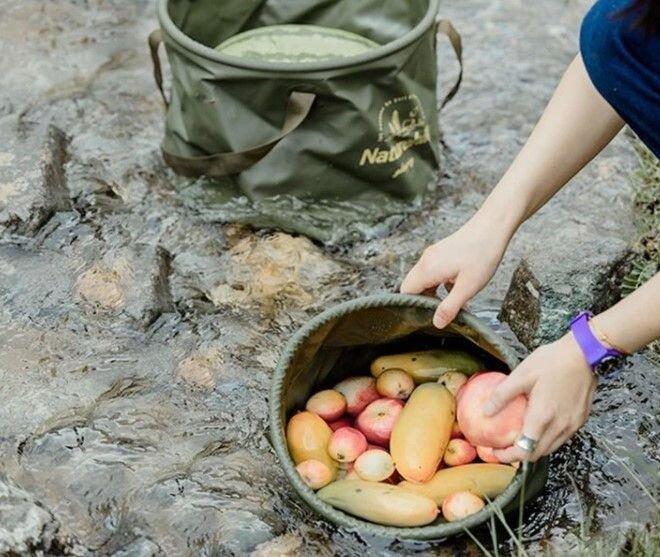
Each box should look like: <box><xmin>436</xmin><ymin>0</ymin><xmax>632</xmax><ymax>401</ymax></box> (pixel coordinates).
<box><xmin>148</xmin><ymin>29</ymin><xmax>169</xmax><ymax>108</ymax></box>
<box><xmin>436</xmin><ymin>19</ymin><xmax>463</xmax><ymax>109</ymax></box>
<box><xmin>161</xmin><ymin>91</ymin><xmax>317</xmax><ymax>178</ymax></box>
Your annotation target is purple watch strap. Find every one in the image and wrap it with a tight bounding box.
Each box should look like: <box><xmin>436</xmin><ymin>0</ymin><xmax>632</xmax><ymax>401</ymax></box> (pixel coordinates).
<box><xmin>569</xmin><ymin>311</ymin><xmax>622</xmax><ymax>370</ymax></box>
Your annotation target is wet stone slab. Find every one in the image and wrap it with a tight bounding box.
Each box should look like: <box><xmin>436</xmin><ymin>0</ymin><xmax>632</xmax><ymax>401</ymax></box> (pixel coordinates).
<box><xmin>0</xmin><ymin>0</ymin><xmax>656</xmax><ymax>555</ymax></box>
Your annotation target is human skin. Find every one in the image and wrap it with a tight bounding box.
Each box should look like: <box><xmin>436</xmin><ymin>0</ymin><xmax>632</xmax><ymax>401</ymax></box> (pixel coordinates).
<box><xmin>401</xmin><ymin>54</ymin><xmax>660</xmax><ymax>462</ymax></box>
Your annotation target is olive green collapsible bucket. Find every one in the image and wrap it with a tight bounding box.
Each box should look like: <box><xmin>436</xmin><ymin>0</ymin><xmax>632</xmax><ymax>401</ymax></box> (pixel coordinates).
<box><xmin>269</xmin><ymin>295</ymin><xmax>548</xmax><ymax>540</ymax></box>
<box><xmin>150</xmin><ymin>0</ymin><xmax>463</xmax><ymax>243</ymax></box>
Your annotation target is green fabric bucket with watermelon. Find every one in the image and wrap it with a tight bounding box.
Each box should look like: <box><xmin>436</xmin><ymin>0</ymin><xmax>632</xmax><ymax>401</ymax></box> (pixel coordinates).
<box><xmin>150</xmin><ymin>0</ymin><xmax>463</xmax><ymax>243</ymax></box>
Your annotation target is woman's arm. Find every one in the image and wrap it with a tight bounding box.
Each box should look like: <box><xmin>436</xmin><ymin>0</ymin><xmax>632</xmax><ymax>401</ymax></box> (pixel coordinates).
<box><xmin>401</xmin><ymin>54</ymin><xmax>625</xmax><ymax>327</ymax></box>
<box><xmin>488</xmin><ymin>272</ymin><xmax>660</xmax><ymax>463</ymax></box>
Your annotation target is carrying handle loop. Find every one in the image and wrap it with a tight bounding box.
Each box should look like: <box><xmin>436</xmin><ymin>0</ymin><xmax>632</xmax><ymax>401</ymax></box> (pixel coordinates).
<box><xmin>161</xmin><ymin>91</ymin><xmax>317</xmax><ymax>178</ymax></box>
<box><xmin>435</xmin><ymin>19</ymin><xmax>464</xmax><ymax>109</ymax></box>
<box><xmin>148</xmin><ymin>29</ymin><xmax>169</xmax><ymax>108</ymax></box>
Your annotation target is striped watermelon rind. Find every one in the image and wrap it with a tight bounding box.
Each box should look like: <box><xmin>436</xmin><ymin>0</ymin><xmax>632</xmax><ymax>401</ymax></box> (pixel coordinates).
<box><xmin>215</xmin><ymin>24</ymin><xmax>380</xmax><ymax>63</ymax></box>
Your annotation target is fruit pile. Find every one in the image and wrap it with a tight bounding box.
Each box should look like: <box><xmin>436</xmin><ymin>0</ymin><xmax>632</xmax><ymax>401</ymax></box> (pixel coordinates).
<box><xmin>286</xmin><ymin>350</ymin><xmax>527</xmax><ymax>527</ymax></box>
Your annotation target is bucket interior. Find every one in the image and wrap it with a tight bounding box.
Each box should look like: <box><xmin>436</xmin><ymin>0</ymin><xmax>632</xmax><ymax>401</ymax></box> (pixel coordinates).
<box><xmin>166</xmin><ymin>0</ymin><xmax>432</xmax><ymax>50</ymax></box>
<box><xmin>278</xmin><ymin>304</ymin><xmax>512</xmax><ymax>427</ymax></box>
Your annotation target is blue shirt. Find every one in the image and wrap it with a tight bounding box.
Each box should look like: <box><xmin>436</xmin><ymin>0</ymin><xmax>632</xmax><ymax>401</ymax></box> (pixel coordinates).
<box><xmin>580</xmin><ymin>0</ymin><xmax>660</xmax><ymax>157</ymax></box>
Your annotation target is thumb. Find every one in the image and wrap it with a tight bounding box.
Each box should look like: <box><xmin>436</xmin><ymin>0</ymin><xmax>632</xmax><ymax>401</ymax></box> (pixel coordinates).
<box><xmin>433</xmin><ymin>279</ymin><xmax>474</xmax><ymax>328</ymax></box>
<box><xmin>483</xmin><ymin>369</ymin><xmax>531</xmax><ymax>417</ymax></box>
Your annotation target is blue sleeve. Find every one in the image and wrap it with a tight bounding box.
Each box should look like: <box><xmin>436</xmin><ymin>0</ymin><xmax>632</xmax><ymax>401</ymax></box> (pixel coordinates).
<box><xmin>580</xmin><ymin>0</ymin><xmax>660</xmax><ymax>158</ymax></box>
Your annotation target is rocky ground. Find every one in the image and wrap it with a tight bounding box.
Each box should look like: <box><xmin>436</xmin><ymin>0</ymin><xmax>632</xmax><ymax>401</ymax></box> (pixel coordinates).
<box><xmin>0</xmin><ymin>0</ymin><xmax>657</xmax><ymax>555</ymax></box>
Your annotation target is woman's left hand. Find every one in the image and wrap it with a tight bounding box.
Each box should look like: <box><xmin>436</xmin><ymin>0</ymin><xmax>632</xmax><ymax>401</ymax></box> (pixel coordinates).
<box><xmin>484</xmin><ymin>333</ymin><xmax>597</xmax><ymax>463</ymax></box>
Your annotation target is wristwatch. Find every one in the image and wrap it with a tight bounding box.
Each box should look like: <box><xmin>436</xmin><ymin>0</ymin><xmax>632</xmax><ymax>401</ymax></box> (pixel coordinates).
<box><xmin>569</xmin><ymin>311</ymin><xmax>623</xmax><ymax>372</ymax></box>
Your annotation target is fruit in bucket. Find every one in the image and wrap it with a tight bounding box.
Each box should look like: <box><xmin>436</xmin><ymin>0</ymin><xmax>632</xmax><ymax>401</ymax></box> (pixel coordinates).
<box><xmin>306</xmin><ymin>389</ymin><xmax>347</xmax><ymax>421</ymax></box>
<box><xmin>442</xmin><ymin>491</ymin><xmax>485</xmax><ymax>522</ymax></box>
<box><xmin>328</xmin><ymin>427</ymin><xmax>368</xmax><ymax>463</ymax></box>
<box><xmin>390</xmin><ymin>383</ymin><xmax>455</xmax><ymax>483</ymax></box>
<box><xmin>375</xmin><ymin>369</ymin><xmax>415</xmax><ymax>399</ymax></box>
<box><xmin>371</xmin><ymin>350</ymin><xmax>483</xmax><ymax>384</ymax></box>
<box><xmin>317</xmin><ymin>480</ymin><xmax>439</xmax><ymax>527</ymax></box>
<box><xmin>443</xmin><ymin>439</ymin><xmax>477</xmax><ymax>467</ymax></box>
<box><xmin>457</xmin><ymin>372</ymin><xmax>526</xmax><ymax>448</ymax></box>
<box><xmin>437</xmin><ymin>371</ymin><xmax>468</xmax><ymax>396</ymax></box>
<box><xmin>286</xmin><ymin>411</ymin><xmax>337</xmax><ymax>475</ymax></box>
<box><xmin>398</xmin><ymin>463</ymin><xmax>516</xmax><ymax>505</ymax></box>
<box><xmin>334</xmin><ymin>377</ymin><xmax>380</xmax><ymax>415</ymax></box>
<box><xmin>355</xmin><ymin>398</ymin><xmax>404</xmax><ymax>445</ymax></box>
<box><xmin>354</xmin><ymin>449</ymin><xmax>395</xmax><ymax>482</ymax></box>
<box><xmin>328</xmin><ymin>417</ymin><xmax>353</xmax><ymax>431</ymax></box>
<box><xmin>296</xmin><ymin>460</ymin><xmax>334</xmax><ymax>490</ymax></box>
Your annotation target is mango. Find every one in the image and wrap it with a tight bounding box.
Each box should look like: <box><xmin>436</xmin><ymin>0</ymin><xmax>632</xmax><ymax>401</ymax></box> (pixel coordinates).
<box><xmin>286</xmin><ymin>411</ymin><xmax>337</xmax><ymax>475</ymax></box>
<box><xmin>371</xmin><ymin>350</ymin><xmax>483</xmax><ymax>384</ymax></box>
<box><xmin>398</xmin><ymin>463</ymin><xmax>516</xmax><ymax>505</ymax></box>
<box><xmin>390</xmin><ymin>383</ymin><xmax>455</xmax><ymax>483</ymax></box>
<box><xmin>317</xmin><ymin>480</ymin><xmax>439</xmax><ymax>527</ymax></box>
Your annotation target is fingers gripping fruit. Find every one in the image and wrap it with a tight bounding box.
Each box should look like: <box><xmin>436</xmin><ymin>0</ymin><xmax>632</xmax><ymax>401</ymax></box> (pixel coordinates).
<box><xmin>398</xmin><ymin>463</ymin><xmax>516</xmax><ymax>505</ymax></box>
<box><xmin>371</xmin><ymin>350</ymin><xmax>482</xmax><ymax>384</ymax></box>
<box><xmin>390</xmin><ymin>383</ymin><xmax>455</xmax><ymax>482</ymax></box>
<box><xmin>328</xmin><ymin>427</ymin><xmax>368</xmax><ymax>463</ymax></box>
<box><xmin>457</xmin><ymin>372</ymin><xmax>526</xmax><ymax>448</ymax></box>
<box><xmin>334</xmin><ymin>377</ymin><xmax>380</xmax><ymax>415</ymax></box>
<box><xmin>437</xmin><ymin>371</ymin><xmax>468</xmax><ymax>397</ymax></box>
<box><xmin>296</xmin><ymin>460</ymin><xmax>334</xmax><ymax>490</ymax></box>
<box><xmin>355</xmin><ymin>398</ymin><xmax>404</xmax><ymax>446</ymax></box>
<box><xmin>476</xmin><ymin>446</ymin><xmax>501</xmax><ymax>463</ymax></box>
<box><xmin>443</xmin><ymin>439</ymin><xmax>477</xmax><ymax>467</ymax></box>
<box><xmin>376</xmin><ymin>369</ymin><xmax>415</xmax><ymax>399</ymax></box>
<box><xmin>442</xmin><ymin>491</ymin><xmax>485</xmax><ymax>522</ymax></box>
<box><xmin>286</xmin><ymin>411</ymin><xmax>337</xmax><ymax>475</ymax></box>
<box><xmin>354</xmin><ymin>449</ymin><xmax>395</xmax><ymax>482</ymax></box>
<box><xmin>305</xmin><ymin>390</ymin><xmax>347</xmax><ymax>421</ymax></box>
<box><xmin>317</xmin><ymin>480</ymin><xmax>439</xmax><ymax>527</ymax></box>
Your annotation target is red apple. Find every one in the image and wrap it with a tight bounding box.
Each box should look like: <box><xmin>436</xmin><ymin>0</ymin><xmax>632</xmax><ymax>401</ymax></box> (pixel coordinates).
<box><xmin>296</xmin><ymin>459</ymin><xmax>333</xmax><ymax>490</ymax></box>
<box><xmin>354</xmin><ymin>449</ymin><xmax>395</xmax><ymax>482</ymax></box>
<box><xmin>306</xmin><ymin>389</ymin><xmax>347</xmax><ymax>422</ymax></box>
<box><xmin>443</xmin><ymin>439</ymin><xmax>477</xmax><ymax>467</ymax></box>
<box><xmin>442</xmin><ymin>491</ymin><xmax>485</xmax><ymax>522</ymax></box>
<box><xmin>327</xmin><ymin>427</ymin><xmax>367</xmax><ymax>463</ymax></box>
<box><xmin>457</xmin><ymin>372</ymin><xmax>526</xmax><ymax>449</ymax></box>
<box><xmin>334</xmin><ymin>377</ymin><xmax>380</xmax><ymax>415</ymax></box>
<box><xmin>355</xmin><ymin>398</ymin><xmax>404</xmax><ymax>446</ymax></box>
<box><xmin>376</xmin><ymin>369</ymin><xmax>415</xmax><ymax>400</ymax></box>
<box><xmin>328</xmin><ymin>417</ymin><xmax>353</xmax><ymax>432</ymax></box>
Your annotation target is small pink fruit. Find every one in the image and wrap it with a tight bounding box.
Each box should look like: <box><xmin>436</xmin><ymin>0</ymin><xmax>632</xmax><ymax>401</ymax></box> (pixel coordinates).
<box><xmin>457</xmin><ymin>372</ymin><xmax>527</xmax><ymax>449</ymax></box>
<box><xmin>334</xmin><ymin>377</ymin><xmax>380</xmax><ymax>415</ymax></box>
<box><xmin>328</xmin><ymin>427</ymin><xmax>367</xmax><ymax>462</ymax></box>
<box><xmin>443</xmin><ymin>439</ymin><xmax>477</xmax><ymax>467</ymax></box>
<box><xmin>356</xmin><ymin>398</ymin><xmax>404</xmax><ymax>446</ymax></box>
<box><xmin>328</xmin><ymin>417</ymin><xmax>353</xmax><ymax>432</ymax></box>
<box><xmin>296</xmin><ymin>460</ymin><xmax>333</xmax><ymax>490</ymax></box>
<box><xmin>437</xmin><ymin>371</ymin><xmax>468</xmax><ymax>397</ymax></box>
<box><xmin>451</xmin><ymin>421</ymin><xmax>463</xmax><ymax>439</ymax></box>
<box><xmin>306</xmin><ymin>390</ymin><xmax>347</xmax><ymax>422</ymax></box>
<box><xmin>442</xmin><ymin>491</ymin><xmax>485</xmax><ymax>522</ymax></box>
<box><xmin>354</xmin><ymin>449</ymin><xmax>395</xmax><ymax>482</ymax></box>
<box><xmin>476</xmin><ymin>446</ymin><xmax>500</xmax><ymax>463</ymax></box>
<box><xmin>376</xmin><ymin>369</ymin><xmax>415</xmax><ymax>399</ymax></box>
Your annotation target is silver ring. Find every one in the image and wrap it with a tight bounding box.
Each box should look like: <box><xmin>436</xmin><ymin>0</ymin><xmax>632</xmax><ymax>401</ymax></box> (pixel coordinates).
<box><xmin>515</xmin><ymin>435</ymin><xmax>538</xmax><ymax>453</ymax></box>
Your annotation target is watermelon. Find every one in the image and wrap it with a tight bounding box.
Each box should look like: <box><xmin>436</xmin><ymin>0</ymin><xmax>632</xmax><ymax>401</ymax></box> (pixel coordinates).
<box><xmin>215</xmin><ymin>24</ymin><xmax>379</xmax><ymax>63</ymax></box>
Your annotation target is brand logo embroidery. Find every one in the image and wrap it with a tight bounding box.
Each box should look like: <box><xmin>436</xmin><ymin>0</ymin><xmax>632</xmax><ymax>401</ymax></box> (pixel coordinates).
<box><xmin>359</xmin><ymin>94</ymin><xmax>431</xmax><ymax>177</ymax></box>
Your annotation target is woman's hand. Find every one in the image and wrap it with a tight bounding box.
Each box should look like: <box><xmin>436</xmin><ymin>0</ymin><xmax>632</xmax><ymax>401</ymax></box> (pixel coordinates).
<box><xmin>400</xmin><ymin>217</ymin><xmax>510</xmax><ymax>328</ymax></box>
<box><xmin>486</xmin><ymin>333</ymin><xmax>596</xmax><ymax>463</ymax></box>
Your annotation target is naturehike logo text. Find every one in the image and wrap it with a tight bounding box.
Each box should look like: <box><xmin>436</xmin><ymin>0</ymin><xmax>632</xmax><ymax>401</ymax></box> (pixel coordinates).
<box><xmin>359</xmin><ymin>94</ymin><xmax>431</xmax><ymax>177</ymax></box>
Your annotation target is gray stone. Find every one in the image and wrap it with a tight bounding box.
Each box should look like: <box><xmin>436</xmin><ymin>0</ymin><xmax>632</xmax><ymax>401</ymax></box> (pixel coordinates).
<box><xmin>0</xmin><ymin>123</ymin><xmax>71</xmax><ymax>235</ymax></box>
<box><xmin>499</xmin><ymin>233</ymin><xmax>631</xmax><ymax>348</ymax></box>
<box><xmin>0</xmin><ymin>477</ymin><xmax>59</xmax><ymax>555</ymax></box>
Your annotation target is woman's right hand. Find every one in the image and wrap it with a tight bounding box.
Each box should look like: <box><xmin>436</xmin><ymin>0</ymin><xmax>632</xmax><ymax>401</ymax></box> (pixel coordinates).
<box><xmin>400</xmin><ymin>216</ymin><xmax>510</xmax><ymax>328</ymax></box>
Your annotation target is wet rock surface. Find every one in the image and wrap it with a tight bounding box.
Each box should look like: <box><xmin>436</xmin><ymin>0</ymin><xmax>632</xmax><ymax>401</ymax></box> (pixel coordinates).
<box><xmin>0</xmin><ymin>0</ymin><xmax>656</xmax><ymax>555</ymax></box>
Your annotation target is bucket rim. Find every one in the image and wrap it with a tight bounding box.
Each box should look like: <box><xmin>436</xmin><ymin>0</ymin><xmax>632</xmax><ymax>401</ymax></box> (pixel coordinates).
<box><xmin>268</xmin><ymin>293</ymin><xmax>542</xmax><ymax>540</ymax></box>
<box><xmin>157</xmin><ymin>0</ymin><xmax>440</xmax><ymax>73</ymax></box>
